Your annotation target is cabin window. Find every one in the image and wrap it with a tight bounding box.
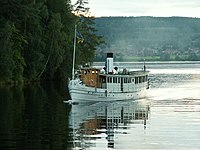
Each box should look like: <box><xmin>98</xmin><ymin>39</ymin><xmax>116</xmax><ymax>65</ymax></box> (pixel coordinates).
<box><xmin>102</xmin><ymin>77</ymin><xmax>106</xmax><ymax>83</ymax></box>
<box><xmin>108</xmin><ymin>77</ymin><xmax>112</xmax><ymax>83</ymax></box>
<box><xmin>124</xmin><ymin>78</ymin><xmax>131</xmax><ymax>83</ymax></box>
<box><xmin>138</xmin><ymin>76</ymin><xmax>145</xmax><ymax>83</ymax></box>
<box><xmin>139</xmin><ymin>77</ymin><xmax>142</xmax><ymax>83</ymax></box>
<box><xmin>124</xmin><ymin>78</ymin><xmax>127</xmax><ymax>83</ymax></box>
<box><xmin>132</xmin><ymin>78</ymin><xmax>135</xmax><ymax>83</ymax></box>
<box><xmin>118</xmin><ymin>77</ymin><xmax>121</xmax><ymax>83</ymax></box>
<box><xmin>135</xmin><ymin>77</ymin><xmax>138</xmax><ymax>84</ymax></box>
<box><xmin>113</xmin><ymin>77</ymin><xmax>117</xmax><ymax>83</ymax></box>
<box><xmin>142</xmin><ymin>76</ymin><xmax>145</xmax><ymax>82</ymax></box>
<box><xmin>87</xmin><ymin>70</ymin><xmax>90</xmax><ymax>75</ymax></box>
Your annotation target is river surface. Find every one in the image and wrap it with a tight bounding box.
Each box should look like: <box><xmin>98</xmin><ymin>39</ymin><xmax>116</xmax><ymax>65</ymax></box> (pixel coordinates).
<box><xmin>1</xmin><ymin>61</ymin><xmax>200</xmax><ymax>150</ymax></box>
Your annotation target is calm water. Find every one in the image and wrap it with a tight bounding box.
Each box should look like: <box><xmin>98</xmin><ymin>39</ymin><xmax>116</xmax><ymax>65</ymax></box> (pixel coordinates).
<box><xmin>1</xmin><ymin>61</ymin><xmax>200</xmax><ymax>150</ymax></box>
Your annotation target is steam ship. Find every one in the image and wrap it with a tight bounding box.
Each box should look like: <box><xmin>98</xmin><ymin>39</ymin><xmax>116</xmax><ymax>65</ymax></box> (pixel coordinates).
<box><xmin>68</xmin><ymin>52</ymin><xmax>150</xmax><ymax>102</ymax></box>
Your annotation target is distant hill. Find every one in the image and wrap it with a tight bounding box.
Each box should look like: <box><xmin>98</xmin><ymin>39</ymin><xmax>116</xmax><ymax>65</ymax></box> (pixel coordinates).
<box><xmin>94</xmin><ymin>17</ymin><xmax>200</xmax><ymax>61</ymax></box>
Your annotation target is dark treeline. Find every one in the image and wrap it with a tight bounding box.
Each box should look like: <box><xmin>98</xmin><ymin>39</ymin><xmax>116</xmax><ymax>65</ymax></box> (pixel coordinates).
<box><xmin>0</xmin><ymin>0</ymin><xmax>103</xmax><ymax>84</ymax></box>
<box><xmin>94</xmin><ymin>17</ymin><xmax>200</xmax><ymax>61</ymax></box>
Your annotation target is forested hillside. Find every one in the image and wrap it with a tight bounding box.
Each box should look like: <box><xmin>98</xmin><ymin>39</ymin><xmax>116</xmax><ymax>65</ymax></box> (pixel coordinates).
<box><xmin>94</xmin><ymin>17</ymin><xmax>200</xmax><ymax>61</ymax></box>
<box><xmin>0</xmin><ymin>0</ymin><xmax>103</xmax><ymax>84</ymax></box>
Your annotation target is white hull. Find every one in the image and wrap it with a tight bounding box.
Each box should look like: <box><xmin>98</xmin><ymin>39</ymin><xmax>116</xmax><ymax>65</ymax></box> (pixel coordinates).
<box><xmin>68</xmin><ymin>79</ymin><xmax>148</xmax><ymax>102</ymax></box>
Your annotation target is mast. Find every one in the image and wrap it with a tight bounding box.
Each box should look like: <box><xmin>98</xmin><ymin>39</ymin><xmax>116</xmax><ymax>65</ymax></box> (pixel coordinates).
<box><xmin>72</xmin><ymin>24</ymin><xmax>77</xmax><ymax>80</ymax></box>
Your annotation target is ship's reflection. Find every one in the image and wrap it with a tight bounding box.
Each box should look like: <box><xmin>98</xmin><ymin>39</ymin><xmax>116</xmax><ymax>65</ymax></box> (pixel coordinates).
<box><xmin>69</xmin><ymin>99</ymin><xmax>150</xmax><ymax>149</ymax></box>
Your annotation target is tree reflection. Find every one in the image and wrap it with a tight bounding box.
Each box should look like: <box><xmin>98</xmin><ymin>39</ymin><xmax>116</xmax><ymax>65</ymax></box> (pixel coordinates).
<box><xmin>0</xmin><ymin>82</ymin><xmax>72</xmax><ymax>150</ymax></box>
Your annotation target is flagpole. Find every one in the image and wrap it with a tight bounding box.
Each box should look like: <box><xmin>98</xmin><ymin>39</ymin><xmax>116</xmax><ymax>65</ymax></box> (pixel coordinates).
<box><xmin>72</xmin><ymin>24</ymin><xmax>77</xmax><ymax>80</ymax></box>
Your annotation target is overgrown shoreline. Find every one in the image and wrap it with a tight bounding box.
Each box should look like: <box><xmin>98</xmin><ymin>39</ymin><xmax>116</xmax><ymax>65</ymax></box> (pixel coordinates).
<box><xmin>0</xmin><ymin>0</ymin><xmax>103</xmax><ymax>85</ymax></box>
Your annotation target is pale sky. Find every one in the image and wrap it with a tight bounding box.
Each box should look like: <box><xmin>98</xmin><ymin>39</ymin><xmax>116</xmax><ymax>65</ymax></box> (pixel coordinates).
<box><xmin>71</xmin><ymin>0</ymin><xmax>200</xmax><ymax>18</ymax></box>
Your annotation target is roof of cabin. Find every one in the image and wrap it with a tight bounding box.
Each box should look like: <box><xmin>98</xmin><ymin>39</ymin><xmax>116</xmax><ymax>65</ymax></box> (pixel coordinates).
<box><xmin>100</xmin><ymin>70</ymin><xmax>149</xmax><ymax>77</ymax></box>
<box><xmin>81</xmin><ymin>67</ymin><xmax>100</xmax><ymax>71</ymax></box>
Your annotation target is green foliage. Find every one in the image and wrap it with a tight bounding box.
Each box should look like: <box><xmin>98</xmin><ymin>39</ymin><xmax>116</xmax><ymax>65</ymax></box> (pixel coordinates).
<box><xmin>0</xmin><ymin>21</ymin><xmax>26</xmax><ymax>82</ymax></box>
<box><xmin>42</xmin><ymin>13</ymin><xmax>66</xmax><ymax>79</ymax></box>
<box><xmin>12</xmin><ymin>26</ymin><xmax>27</xmax><ymax>81</ymax></box>
<box><xmin>76</xmin><ymin>17</ymin><xmax>104</xmax><ymax>65</ymax></box>
<box><xmin>0</xmin><ymin>0</ymin><xmax>103</xmax><ymax>83</ymax></box>
<box><xmin>94</xmin><ymin>17</ymin><xmax>200</xmax><ymax>61</ymax></box>
<box><xmin>22</xmin><ymin>1</ymin><xmax>49</xmax><ymax>80</ymax></box>
<box><xmin>0</xmin><ymin>22</ymin><xmax>15</xmax><ymax>81</ymax></box>
<box><xmin>72</xmin><ymin>0</ymin><xmax>105</xmax><ymax>66</ymax></box>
